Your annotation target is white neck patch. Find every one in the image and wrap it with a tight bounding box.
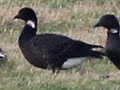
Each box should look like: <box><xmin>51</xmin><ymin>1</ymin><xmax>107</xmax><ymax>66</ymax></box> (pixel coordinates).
<box><xmin>110</xmin><ymin>29</ymin><xmax>118</xmax><ymax>34</ymax></box>
<box><xmin>27</xmin><ymin>20</ymin><xmax>35</xmax><ymax>28</ymax></box>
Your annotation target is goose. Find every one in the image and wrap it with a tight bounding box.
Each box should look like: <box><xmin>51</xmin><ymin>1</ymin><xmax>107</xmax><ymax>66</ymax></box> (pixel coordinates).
<box><xmin>14</xmin><ymin>7</ymin><xmax>105</xmax><ymax>73</ymax></box>
<box><xmin>94</xmin><ymin>14</ymin><xmax>120</xmax><ymax>69</ymax></box>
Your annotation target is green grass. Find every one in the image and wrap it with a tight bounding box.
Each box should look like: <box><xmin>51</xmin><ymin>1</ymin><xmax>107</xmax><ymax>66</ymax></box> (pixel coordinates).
<box><xmin>0</xmin><ymin>0</ymin><xmax>120</xmax><ymax>90</ymax></box>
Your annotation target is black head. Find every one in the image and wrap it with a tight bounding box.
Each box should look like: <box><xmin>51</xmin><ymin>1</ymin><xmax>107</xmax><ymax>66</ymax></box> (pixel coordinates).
<box><xmin>94</xmin><ymin>14</ymin><xmax>119</xmax><ymax>30</ymax></box>
<box><xmin>14</xmin><ymin>7</ymin><xmax>37</xmax><ymax>22</ymax></box>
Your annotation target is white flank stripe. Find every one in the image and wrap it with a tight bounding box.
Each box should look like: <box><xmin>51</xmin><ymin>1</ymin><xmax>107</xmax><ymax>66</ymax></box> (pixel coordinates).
<box><xmin>61</xmin><ymin>57</ymin><xmax>88</xmax><ymax>69</ymax></box>
<box><xmin>0</xmin><ymin>52</ymin><xmax>5</xmax><ymax>58</ymax></box>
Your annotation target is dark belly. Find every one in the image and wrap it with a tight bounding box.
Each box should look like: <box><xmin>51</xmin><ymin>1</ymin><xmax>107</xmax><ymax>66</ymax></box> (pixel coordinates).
<box><xmin>20</xmin><ymin>47</ymin><xmax>50</xmax><ymax>69</ymax></box>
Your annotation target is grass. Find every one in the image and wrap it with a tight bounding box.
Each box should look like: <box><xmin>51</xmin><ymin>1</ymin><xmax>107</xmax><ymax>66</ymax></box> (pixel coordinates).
<box><xmin>0</xmin><ymin>0</ymin><xmax>120</xmax><ymax>90</ymax></box>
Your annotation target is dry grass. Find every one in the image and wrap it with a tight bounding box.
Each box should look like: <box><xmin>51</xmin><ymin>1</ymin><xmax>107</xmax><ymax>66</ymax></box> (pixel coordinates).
<box><xmin>0</xmin><ymin>0</ymin><xmax>120</xmax><ymax>90</ymax></box>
